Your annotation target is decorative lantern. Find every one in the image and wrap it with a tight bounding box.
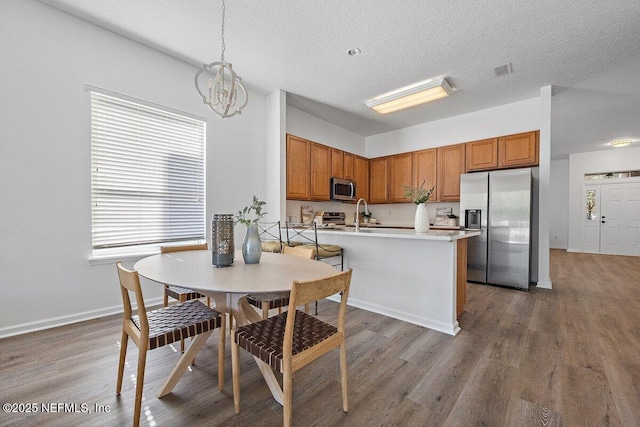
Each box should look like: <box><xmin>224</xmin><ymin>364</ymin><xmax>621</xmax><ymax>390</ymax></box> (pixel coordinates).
<box><xmin>211</xmin><ymin>214</ymin><xmax>234</xmax><ymax>267</ymax></box>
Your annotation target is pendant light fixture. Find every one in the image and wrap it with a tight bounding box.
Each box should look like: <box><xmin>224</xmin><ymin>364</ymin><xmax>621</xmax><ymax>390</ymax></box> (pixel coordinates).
<box><xmin>194</xmin><ymin>0</ymin><xmax>248</xmax><ymax>118</ymax></box>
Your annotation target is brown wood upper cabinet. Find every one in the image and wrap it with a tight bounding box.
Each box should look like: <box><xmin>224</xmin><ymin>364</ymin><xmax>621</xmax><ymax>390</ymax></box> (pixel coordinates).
<box><xmin>437</xmin><ymin>144</ymin><xmax>465</xmax><ymax>202</ymax></box>
<box><xmin>310</xmin><ymin>142</ymin><xmax>332</xmax><ymax>201</ymax></box>
<box><xmin>286</xmin><ymin>134</ymin><xmax>311</xmax><ymax>200</ymax></box>
<box><xmin>331</xmin><ymin>148</ymin><xmax>343</xmax><ymax>179</ymax></box>
<box><xmin>353</xmin><ymin>155</ymin><xmax>369</xmax><ymax>201</ymax></box>
<box><xmin>343</xmin><ymin>152</ymin><xmax>354</xmax><ymax>180</ymax></box>
<box><xmin>369</xmin><ymin>157</ymin><xmax>390</xmax><ymax>204</ymax></box>
<box><xmin>465</xmin><ymin>131</ymin><xmax>539</xmax><ymax>171</ymax></box>
<box><xmin>413</xmin><ymin>149</ymin><xmax>438</xmax><ymax>202</ymax></box>
<box><xmin>498</xmin><ymin>131</ymin><xmax>539</xmax><ymax>168</ymax></box>
<box><xmin>466</xmin><ymin>138</ymin><xmax>498</xmax><ymax>171</ymax></box>
<box><xmin>389</xmin><ymin>153</ymin><xmax>414</xmax><ymax>203</ymax></box>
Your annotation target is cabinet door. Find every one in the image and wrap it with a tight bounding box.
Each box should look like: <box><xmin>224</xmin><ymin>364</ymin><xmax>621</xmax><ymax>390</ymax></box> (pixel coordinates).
<box><xmin>437</xmin><ymin>144</ymin><xmax>465</xmax><ymax>201</ymax></box>
<box><xmin>286</xmin><ymin>134</ymin><xmax>310</xmax><ymax>200</ymax></box>
<box><xmin>413</xmin><ymin>149</ymin><xmax>438</xmax><ymax>202</ymax></box>
<box><xmin>466</xmin><ymin>138</ymin><xmax>498</xmax><ymax>171</ymax></box>
<box><xmin>310</xmin><ymin>142</ymin><xmax>331</xmax><ymax>201</ymax></box>
<box><xmin>389</xmin><ymin>153</ymin><xmax>413</xmax><ymax>203</ymax></box>
<box><xmin>343</xmin><ymin>152</ymin><xmax>354</xmax><ymax>180</ymax></box>
<box><xmin>498</xmin><ymin>131</ymin><xmax>538</xmax><ymax>168</ymax></box>
<box><xmin>353</xmin><ymin>156</ymin><xmax>369</xmax><ymax>201</ymax></box>
<box><xmin>369</xmin><ymin>157</ymin><xmax>390</xmax><ymax>204</ymax></box>
<box><xmin>331</xmin><ymin>148</ymin><xmax>343</xmax><ymax>179</ymax></box>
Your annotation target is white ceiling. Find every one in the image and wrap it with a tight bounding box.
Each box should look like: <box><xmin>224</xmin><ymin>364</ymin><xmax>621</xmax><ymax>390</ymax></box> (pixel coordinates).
<box><xmin>38</xmin><ymin>0</ymin><xmax>640</xmax><ymax>159</ymax></box>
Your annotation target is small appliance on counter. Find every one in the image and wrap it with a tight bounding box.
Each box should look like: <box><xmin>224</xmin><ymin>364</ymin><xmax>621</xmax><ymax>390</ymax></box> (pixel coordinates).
<box><xmin>320</xmin><ymin>212</ymin><xmax>346</xmax><ymax>226</ymax></box>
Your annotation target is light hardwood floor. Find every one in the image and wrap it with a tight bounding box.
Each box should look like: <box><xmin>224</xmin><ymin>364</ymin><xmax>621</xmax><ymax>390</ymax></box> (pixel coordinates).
<box><xmin>1</xmin><ymin>250</ymin><xmax>639</xmax><ymax>426</ymax></box>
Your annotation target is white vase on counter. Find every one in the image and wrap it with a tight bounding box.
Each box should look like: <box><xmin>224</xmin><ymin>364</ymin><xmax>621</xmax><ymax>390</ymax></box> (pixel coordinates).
<box><xmin>414</xmin><ymin>203</ymin><xmax>430</xmax><ymax>233</ymax></box>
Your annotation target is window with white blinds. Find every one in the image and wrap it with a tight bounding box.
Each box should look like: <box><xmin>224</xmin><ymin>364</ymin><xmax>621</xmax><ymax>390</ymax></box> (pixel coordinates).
<box><xmin>90</xmin><ymin>90</ymin><xmax>206</xmax><ymax>250</ymax></box>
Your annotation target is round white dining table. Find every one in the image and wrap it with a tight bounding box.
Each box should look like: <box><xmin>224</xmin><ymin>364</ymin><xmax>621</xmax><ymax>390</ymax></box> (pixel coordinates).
<box><xmin>134</xmin><ymin>249</ymin><xmax>338</xmax><ymax>404</ymax></box>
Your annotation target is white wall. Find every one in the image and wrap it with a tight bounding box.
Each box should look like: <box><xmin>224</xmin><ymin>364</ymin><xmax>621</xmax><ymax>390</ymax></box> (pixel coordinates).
<box><xmin>286</xmin><ymin>106</ymin><xmax>366</xmax><ymax>155</ymax></box>
<box><xmin>366</xmin><ymin>98</ymin><xmax>541</xmax><ymax>157</ymax></box>
<box><xmin>550</xmin><ymin>159</ymin><xmax>570</xmax><ymax>249</ymax></box>
<box><xmin>567</xmin><ymin>145</ymin><xmax>640</xmax><ymax>251</ymax></box>
<box><xmin>0</xmin><ymin>0</ymin><xmax>267</xmax><ymax>337</ymax></box>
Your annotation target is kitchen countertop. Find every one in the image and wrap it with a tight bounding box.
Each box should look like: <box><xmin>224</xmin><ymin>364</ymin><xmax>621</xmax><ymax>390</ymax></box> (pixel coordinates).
<box><xmin>309</xmin><ymin>226</ymin><xmax>480</xmax><ymax>241</ymax></box>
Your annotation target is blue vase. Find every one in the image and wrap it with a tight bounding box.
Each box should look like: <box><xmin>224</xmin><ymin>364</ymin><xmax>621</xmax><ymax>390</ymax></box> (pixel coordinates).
<box><xmin>242</xmin><ymin>222</ymin><xmax>262</xmax><ymax>264</ymax></box>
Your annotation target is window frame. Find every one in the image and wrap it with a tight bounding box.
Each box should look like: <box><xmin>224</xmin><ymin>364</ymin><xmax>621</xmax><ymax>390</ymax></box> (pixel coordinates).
<box><xmin>87</xmin><ymin>86</ymin><xmax>207</xmax><ymax>260</ymax></box>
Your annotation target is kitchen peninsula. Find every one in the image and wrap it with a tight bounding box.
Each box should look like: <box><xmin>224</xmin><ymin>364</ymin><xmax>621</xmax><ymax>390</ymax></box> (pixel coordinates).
<box><xmin>295</xmin><ymin>227</ymin><xmax>480</xmax><ymax>335</ymax></box>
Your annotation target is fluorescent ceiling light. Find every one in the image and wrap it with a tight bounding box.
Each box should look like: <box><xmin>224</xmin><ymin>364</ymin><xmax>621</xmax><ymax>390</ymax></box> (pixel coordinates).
<box><xmin>366</xmin><ymin>77</ymin><xmax>452</xmax><ymax>114</ymax></box>
<box><xmin>611</xmin><ymin>139</ymin><xmax>632</xmax><ymax>148</ymax></box>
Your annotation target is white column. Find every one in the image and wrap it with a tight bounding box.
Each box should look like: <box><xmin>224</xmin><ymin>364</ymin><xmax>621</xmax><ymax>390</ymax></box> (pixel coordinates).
<box><xmin>537</xmin><ymin>86</ymin><xmax>553</xmax><ymax>289</ymax></box>
<box><xmin>265</xmin><ymin>90</ymin><xmax>287</xmax><ymax>223</ymax></box>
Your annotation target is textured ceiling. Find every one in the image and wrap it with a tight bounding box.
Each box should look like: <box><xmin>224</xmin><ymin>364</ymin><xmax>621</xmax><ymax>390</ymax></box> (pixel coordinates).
<box><xmin>38</xmin><ymin>0</ymin><xmax>640</xmax><ymax>159</ymax></box>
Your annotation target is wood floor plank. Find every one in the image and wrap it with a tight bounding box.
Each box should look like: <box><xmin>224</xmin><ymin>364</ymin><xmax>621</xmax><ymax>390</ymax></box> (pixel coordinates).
<box><xmin>2</xmin><ymin>250</ymin><xmax>640</xmax><ymax>426</ymax></box>
<box><xmin>504</xmin><ymin>397</ymin><xmax>562</xmax><ymax>427</ymax></box>
<box><xmin>601</xmin><ymin>355</ymin><xmax>640</xmax><ymax>425</ymax></box>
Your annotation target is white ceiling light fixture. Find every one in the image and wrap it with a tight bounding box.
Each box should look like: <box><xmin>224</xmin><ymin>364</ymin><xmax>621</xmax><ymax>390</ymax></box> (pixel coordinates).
<box><xmin>366</xmin><ymin>77</ymin><xmax>453</xmax><ymax>114</ymax></box>
<box><xmin>194</xmin><ymin>0</ymin><xmax>248</xmax><ymax>118</ymax></box>
<box><xmin>611</xmin><ymin>139</ymin><xmax>632</xmax><ymax>148</ymax></box>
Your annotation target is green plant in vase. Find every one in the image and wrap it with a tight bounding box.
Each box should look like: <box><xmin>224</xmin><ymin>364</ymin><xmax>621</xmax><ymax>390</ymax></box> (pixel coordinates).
<box><xmin>403</xmin><ymin>181</ymin><xmax>435</xmax><ymax>233</ymax></box>
<box><xmin>403</xmin><ymin>180</ymin><xmax>436</xmax><ymax>204</ymax></box>
<box><xmin>235</xmin><ymin>196</ymin><xmax>267</xmax><ymax>264</ymax></box>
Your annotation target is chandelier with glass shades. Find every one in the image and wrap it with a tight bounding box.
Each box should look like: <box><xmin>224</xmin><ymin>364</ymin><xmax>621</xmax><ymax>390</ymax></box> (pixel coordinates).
<box><xmin>194</xmin><ymin>0</ymin><xmax>248</xmax><ymax>118</ymax></box>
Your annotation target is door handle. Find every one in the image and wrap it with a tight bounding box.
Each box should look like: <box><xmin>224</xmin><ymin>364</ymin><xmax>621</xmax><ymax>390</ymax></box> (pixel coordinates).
<box><xmin>602</xmin><ymin>221</ymin><xmax>606</xmax><ymax>224</ymax></box>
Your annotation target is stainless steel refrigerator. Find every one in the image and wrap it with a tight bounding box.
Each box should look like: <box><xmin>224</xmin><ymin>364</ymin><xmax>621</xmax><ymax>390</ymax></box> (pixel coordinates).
<box><xmin>460</xmin><ymin>168</ymin><xmax>533</xmax><ymax>290</ymax></box>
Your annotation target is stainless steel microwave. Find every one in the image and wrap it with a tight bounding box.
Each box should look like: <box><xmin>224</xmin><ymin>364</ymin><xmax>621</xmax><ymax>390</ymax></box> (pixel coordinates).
<box><xmin>330</xmin><ymin>177</ymin><xmax>356</xmax><ymax>201</ymax></box>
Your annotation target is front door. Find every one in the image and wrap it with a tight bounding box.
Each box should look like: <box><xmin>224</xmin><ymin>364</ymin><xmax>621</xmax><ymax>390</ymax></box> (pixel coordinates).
<box><xmin>601</xmin><ymin>182</ymin><xmax>640</xmax><ymax>256</ymax></box>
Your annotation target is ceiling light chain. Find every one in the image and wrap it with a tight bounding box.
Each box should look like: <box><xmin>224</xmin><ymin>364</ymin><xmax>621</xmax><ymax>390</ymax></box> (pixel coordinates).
<box><xmin>220</xmin><ymin>0</ymin><xmax>225</xmax><ymax>62</ymax></box>
<box><xmin>194</xmin><ymin>0</ymin><xmax>248</xmax><ymax>118</ymax></box>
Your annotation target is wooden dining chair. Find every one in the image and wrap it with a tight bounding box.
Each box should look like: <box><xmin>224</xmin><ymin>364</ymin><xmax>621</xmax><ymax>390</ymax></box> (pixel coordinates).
<box><xmin>161</xmin><ymin>243</ymin><xmax>210</xmax><ymax>307</ymax></box>
<box><xmin>116</xmin><ymin>262</ymin><xmax>225</xmax><ymax>427</ymax></box>
<box><xmin>232</xmin><ymin>268</ymin><xmax>352</xmax><ymax>427</ymax></box>
<box><xmin>161</xmin><ymin>243</ymin><xmax>210</xmax><ymax>351</ymax></box>
<box><xmin>245</xmin><ymin>245</ymin><xmax>314</xmax><ymax>318</ymax></box>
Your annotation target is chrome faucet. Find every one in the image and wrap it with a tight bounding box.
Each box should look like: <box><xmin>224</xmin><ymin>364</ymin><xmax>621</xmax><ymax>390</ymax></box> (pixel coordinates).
<box><xmin>355</xmin><ymin>198</ymin><xmax>369</xmax><ymax>232</ymax></box>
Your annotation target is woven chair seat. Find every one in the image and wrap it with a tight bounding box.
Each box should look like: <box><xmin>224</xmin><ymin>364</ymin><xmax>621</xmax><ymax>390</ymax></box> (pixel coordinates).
<box><xmin>246</xmin><ymin>291</ymin><xmax>291</xmax><ymax>310</ymax></box>
<box><xmin>302</xmin><ymin>243</ymin><xmax>342</xmax><ymax>258</ymax></box>
<box><xmin>234</xmin><ymin>310</ymin><xmax>337</xmax><ymax>372</ymax></box>
<box><xmin>261</xmin><ymin>241</ymin><xmax>282</xmax><ymax>253</ymax></box>
<box><xmin>165</xmin><ymin>285</ymin><xmax>204</xmax><ymax>302</ymax></box>
<box><xmin>132</xmin><ymin>299</ymin><xmax>223</xmax><ymax>350</ymax></box>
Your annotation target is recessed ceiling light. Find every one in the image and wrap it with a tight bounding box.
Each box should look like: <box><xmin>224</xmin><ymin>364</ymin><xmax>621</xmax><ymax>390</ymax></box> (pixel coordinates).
<box><xmin>611</xmin><ymin>139</ymin><xmax>632</xmax><ymax>148</ymax></box>
<box><xmin>366</xmin><ymin>77</ymin><xmax>453</xmax><ymax>114</ymax></box>
<box><xmin>348</xmin><ymin>48</ymin><xmax>361</xmax><ymax>56</ymax></box>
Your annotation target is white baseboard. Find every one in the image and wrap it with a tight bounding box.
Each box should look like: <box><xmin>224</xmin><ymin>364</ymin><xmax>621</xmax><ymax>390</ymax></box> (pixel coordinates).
<box><xmin>327</xmin><ymin>295</ymin><xmax>460</xmax><ymax>336</ymax></box>
<box><xmin>0</xmin><ymin>297</ymin><xmax>162</xmax><ymax>339</ymax></box>
<box><xmin>536</xmin><ymin>279</ymin><xmax>553</xmax><ymax>289</ymax></box>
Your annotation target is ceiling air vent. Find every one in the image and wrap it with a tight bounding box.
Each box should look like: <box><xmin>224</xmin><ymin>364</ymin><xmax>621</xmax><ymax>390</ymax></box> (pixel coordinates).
<box><xmin>494</xmin><ymin>63</ymin><xmax>513</xmax><ymax>77</ymax></box>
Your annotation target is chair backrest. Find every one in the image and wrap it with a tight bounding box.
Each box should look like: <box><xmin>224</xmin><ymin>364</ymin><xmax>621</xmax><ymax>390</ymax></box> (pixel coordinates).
<box><xmin>284</xmin><ymin>269</ymin><xmax>353</xmax><ymax>354</ymax></box>
<box><xmin>282</xmin><ymin>244</ymin><xmax>315</xmax><ymax>259</ymax></box>
<box><xmin>285</xmin><ymin>222</ymin><xmax>319</xmax><ymax>247</ymax></box>
<box><xmin>160</xmin><ymin>242</ymin><xmax>208</xmax><ymax>253</ymax></box>
<box><xmin>258</xmin><ymin>221</ymin><xmax>283</xmax><ymax>253</ymax></box>
<box><xmin>116</xmin><ymin>262</ymin><xmax>148</xmax><ymax>338</ymax></box>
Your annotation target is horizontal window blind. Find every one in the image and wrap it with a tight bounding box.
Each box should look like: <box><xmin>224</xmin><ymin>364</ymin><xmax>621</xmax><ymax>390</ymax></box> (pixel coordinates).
<box><xmin>90</xmin><ymin>91</ymin><xmax>205</xmax><ymax>249</ymax></box>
